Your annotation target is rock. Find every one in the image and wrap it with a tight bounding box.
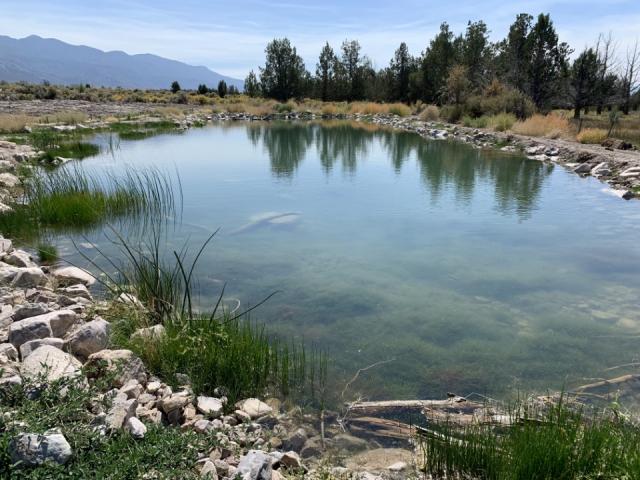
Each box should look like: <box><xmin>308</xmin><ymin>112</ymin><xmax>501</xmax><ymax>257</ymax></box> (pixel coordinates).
<box><xmin>236</xmin><ymin>398</ymin><xmax>273</xmax><ymax>419</ymax></box>
<box><xmin>300</xmin><ymin>438</ymin><xmax>322</xmax><ymax>459</ymax></box>
<box><xmin>59</xmin><ymin>284</ymin><xmax>92</xmax><ymax>300</ymax></box>
<box><xmin>284</xmin><ymin>428</ymin><xmax>307</xmax><ymax>452</ymax></box>
<box><xmin>52</xmin><ymin>266</ymin><xmax>96</xmax><ymax>286</ymax></box>
<box><xmin>278</xmin><ymin>451</ymin><xmax>303</xmax><ymax>470</ymax></box>
<box><xmin>85</xmin><ymin>349</ymin><xmax>147</xmax><ymax>387</ymax></box>
<box><xmin>21</xmin><ymin>345</ymin><xmax>82</xmax><ymax>382</ymax></box>
<box><xmin>158</xmin><ymin>394</ymin><xmax>189</xmax><ymax>424</ymax></box>
<box><xmin>131</xmin><ymin>324</ymin><xmax>165</xmax><ymax>342</ymax></box>
<box><xmin>333</xmin><ymin>433</ymin><xmax>369</xmax><ymax>453</ymax></box>
<box><xmin>591</xmin><ymin>162</ymin><xmax>611</xmax><ymax>177</ymax></box>
<box><xmin>65</xmin><ymin>317</ymin><xmax>110</xmax><ymax>360</ymax></box>
<box><xmin>193</xmin><ymin>419</ymin><xmax>212</xmax><ymax>433</ymax></box>
<box><xmin>106</xmin><ymin>395</ymin><xmax>138</xmax><ymax>431</ymax></box>
<box><xmin>8</xmin><ymin>315</ymin><xmax>53</xmax><ymax>348</ymax></box>
<box><xmin>11</xmin><ymin>267</ymin><xmax>47</xmax><ymax>288</ymax></box>
<box><xmin>236</xmin><ymin>450</ymin><xmax>273</xmax><ymax>480</ymax></box>
<box><xmin>201</xmin><ymin>460</ymin><xmax>218</xmax><ymax>478</ymax></box>
<box><xmin>573</xmin><ymin>162</ymin><xmax>593</xmax><ymax>174</ymax></box>
<box><xmin>137</xmin><ymin>407</ymin><xmax>163</xmax><ymax>424</ymax></box>
<box><xmin>125</xmin><ymin>417</ymin><xmax>147</xmax><ymax>439</ymax></box>
<box><xmin>12</xmin><ymin>303</ymin><xmax>50</xmax><ymax>321</ymax></box>
<box><xmin>3</xmin><ymin>250</ymin><xmax>35</xmax><ymax>268</ymax></box>
<box><xmin>118</xmin><ymin>292</ymin><xmax>144</xmax><ymax>308</ymax></box>
<box><xmin>0</xmin><ymin>172</ymin><xmax>20</xmax><ymax>188</ymax></box>
<box><xmin>0</xmin><ymin>236</ymin><xmax>12</xmax><ymax>254</ymax></box>
<box><xmin>120</xmin><ymin>379</ymin><xmax>143</xmax><ymax>399</ymax></box>
<box><xmin>197</xmin><ymin>396</ymin><xmax>224</xmax><ymax>418</ymax></box>
<box><xmin>388</xmin><ymin>461</ymin><xmax>407</xmax><ymax>471</ymax></box>
<box><xmin>620</xmin><ymin>167</ymin><xmax>640</xmax><ymax>178</ymax></box>
<box><xmin>0</xmin><ymin>342</ymin><xmax>18</xmax><ymax>360</ymax></box>
<box><xmin>20</xmin><ymin>337</ymin><xmax>64</xmax><ymax>359</ymax></box>
<box><xmin>9</xmin><ymin>432</ymin><xmax>72</xmax><ymax>466</ymax></box>
<box><xmin>601</xmin><ymin>138</ymin><xmax>633</xmax><ymax>150</ymax></box>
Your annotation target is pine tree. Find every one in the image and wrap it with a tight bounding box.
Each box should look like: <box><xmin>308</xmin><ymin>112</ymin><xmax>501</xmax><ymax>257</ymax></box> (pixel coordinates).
<box><xmin>260</xmin><ymin>38</ymin><xmax>307</xmax><ymax>101</ymax></box>
<box><xmin>170</xmin><ymin>81</ymin><xmax>181</xmax><ymax>93</ymax></box>
<box><xmin>217</xmin><ymin>80</ymin><xmax>228</xmax><ymax>98</ymax></box>
<box><xmin>571</xmin><ymin>48</ymin><xmax>599</xmax><ymax>119</ymax></box>
<box><xmin>317</xmin><ymin>42</ymin><xmax>336</xmax><ymax>101</ymax></box>
<box><xmin>390</xmin><ymin>42</ymin><xmax>414</xmax><ymax>102</ymax></box>
<box><xmin>244</xmin><ymin>70</ymin><xmax>261</xmax><ymax>97</ymax></box>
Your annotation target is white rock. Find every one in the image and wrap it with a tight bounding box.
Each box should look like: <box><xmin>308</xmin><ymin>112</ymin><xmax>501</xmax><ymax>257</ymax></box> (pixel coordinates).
<box><xmin>200</xmin><ymin>460</ymin><xmax>218</xmax><ymax>478</ymax></box>
<box><xmin>125</xmin><ymin>417</ymin><xmax>147</xmax><ymax>439</ymax></box>
<box><xmin>3</xmin><ymin>249</ymin><xmax>36</xmax><ymax>268</ymax></box>
<box><xmin>197</xmin><ymin>396</ymin><xmax>224</xmax><ymax>418</ymax></box>
<box><xmin>9</xmin><ymin>432</ymin><xmax>72</xmax><ymax>466</ymax></box>
<box><xmin>59</xmin><ymin>284</ymin><xmax>92</xmax><ymax>300</ymax></box>
<box><xmin>8</xmin><ymin>315</ymin><xmax>53</xmax><ymax>348</ymax></box>
<box><xmin>0</xmin><ymin>236</ymin><xmax>12</xmax><ymax>253</ymax></box>
<box><xmin>388</xmin><ymin>461</ymin><xmax>408</xmax><ymax>472</ymax></box>
<box><xmin>106</xmin><ymin>395</ymin><xmax>138</xmax><ymax>430</ymax></box>
<box><xmin>21</xmin><ymin>345</ymin><xmax>82</xmax><ymax>382</ymax></box>
<box><xmin>236</xmin><ymin>450</ymin><xmax>272</xmax><ymax>480</ymax></box>
<box><xmin>52</xmin><ymin>266</ymin><xmax>96</xmax><ymax>286</ymax></box>
<box><xmin>65</xmin><ymin>317</ymin><xmax>110</xmax><ymax>360</ymax></box>
<box><xmin>20</xmin><ymin>337</ymin><xmax>64</xmax><ymax>359</ymax></box>
<box><xmin>12</xmin><ymin>302</ymin><xmax>50</xmax><ymax>321</ymax></box>
<box><xmin>118</xmin><ymin>292</ymin><xmax>144</xmax><ymax>308</ymax></box>
<box><xmin>236</xmin><ymin>398</ymin><xmax>273</xmax><ymax>420</ymax></box>
<box><xmin>0</xmin><ymin>342</ymin><xmax>18</xmax><ymax>360</ymax></box>
<box><xmin>11</xmin><ymin>267</ymin><xmax>47</xmax><ymax>288</ymax></box>
<box><xmin>86</xmin><ymin>349</ymin><xmax>147</xmax><ymax>387</ymax></box>
<box><xmin>132</xmin><ymin>324</ymin><xmax>166</xmax><ymax>341</ymax></box>
<box><xmin>46</xmin><ymin>310</ymin><xmax>78</xmax><ymax>337</ymax></box>
<box><xmin>0</xmin><ymin>172</ymin><xmax>19</xmax><ymax>188</ymax></box>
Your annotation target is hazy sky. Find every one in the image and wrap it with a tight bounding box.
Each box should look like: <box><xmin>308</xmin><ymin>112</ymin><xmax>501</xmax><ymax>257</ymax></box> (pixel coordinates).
<box><xmin>1</xmin><ymin>0</ymin><xmax>639</xmax><ymax>79</ymax></box>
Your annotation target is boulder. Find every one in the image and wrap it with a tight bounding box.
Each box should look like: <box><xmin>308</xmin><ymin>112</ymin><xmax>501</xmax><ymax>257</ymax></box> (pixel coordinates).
<box><xmin>20</xmin><ymin>337</ymin><xmax>64</xmax><ymax>359</ymax></box>
<box><xmin>573</xmin><ymin>162</ymin><xmax>593</xmax><ymax>174</ymax></box>
<box><xmin>125</xmin><ymin>417</ymin><xmax>147</xmax><ymax>439</ymax></box>
<box><xmin>236</xmin><ymin>450</ymin><xmax>273</xmax><ymax>480</ymax></box>
<box><xmin>0</xmin><ymin>236</ymin><xmax>12</xmax><ymax>254</ymax></box>
<box><xmin>3</xmin><ymin>250</ymin><xmax>36</xmax><ymax>268</ymax></box>
<box><xmin>106</xmin><ymin>395</ymin><xmax>138</xmax><ymax>430</ymax></box>
<box><xmin>197</xmin><ymin>396</ymin><xmax>224</xmax><ymax>418</ymax></box>
<box><xmin>277</xmin><ymin>451</ymin><xmax>303</xmax><ymax>470</ymax></box>
<box><xmin>9</xmin><ymin>432</ymin><xmax>72</xmax><ymax>466</ymax></box>
<box><xmin>59</xmin><ymin>284</ymin><xmax>92</xmax><ymax>300</ymax></box>
<box><xmin>12</xmin><ymin>303</ymin><xmax>50</xmax><ymax>321</ymax></box>
<box><xmin>236</xmin><ymin>398</ymin><xmax>273</xmax><ymax>419</ymax></box>
<box><xmin>8</xmin><ymin>316</ymin><xmax>53</xmax><ymax>348</ymax></box>
<box><xmin>20</xmin><ymin>345</ymin><xmax>82</xmax><ymax>382</ymax></box>
<box><xmin>64</xmin><ymin>317</ymin><xmax>110</xmax><ymax>360</ymax></box>
<box><xmin>52</xmin><ymin>266</ymin><xmax>96</xmax><ymax>286</ymax></box>
<box><xmin>0</xmin><ymin>172</ymin><xmax>20</xmax><ymax>188</ymax></box>
<box><xmin>0</xmin><ymin>342</ymin><xmax>18</xmax><ymax>360</ymax></box>
<box><xmin>11</xmin><ymin>267</ymin><xmax>47</xmax><ymax>288</ymax></box>
<box><xmin>45</xmin><ymin>310</ymin><xmax>78</xmax><ymax>337</ymax></box>
<box><xmin>85</xmin><ymin>349</ymin><xmax>147</xmax><ymax>387</ymax></box>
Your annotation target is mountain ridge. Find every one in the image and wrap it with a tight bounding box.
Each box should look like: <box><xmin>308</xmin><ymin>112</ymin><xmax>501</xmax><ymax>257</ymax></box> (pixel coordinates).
<box><xmin>0</xmin><ymin>35</ymin><xmax>243</xmax><ymax>90</ymax></box>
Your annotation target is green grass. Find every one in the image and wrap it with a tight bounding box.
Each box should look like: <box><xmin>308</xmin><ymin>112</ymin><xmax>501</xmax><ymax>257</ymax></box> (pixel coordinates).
<box><xmin>109</xmin><ymin>120</ymin><xmax>181</xmax><ymax>141</ymax></box>
<box><xmin>419</xmin><ymin>398</ymin><xmax>640</xmax><ymax>479</ymax></box>
<box><xmin>35</xmin><ymin>242</ymin><xmax>58</xmax><ymax>264</ymax></box>
<box><xmin>0</xmin><ymin>165</ymin><xmax>177</xmax><ymax>242</ymax></box>
<box><xmin>0</xmin><ymin>375</ymin><xmax>219</xmax><ymax>479</ymax></box>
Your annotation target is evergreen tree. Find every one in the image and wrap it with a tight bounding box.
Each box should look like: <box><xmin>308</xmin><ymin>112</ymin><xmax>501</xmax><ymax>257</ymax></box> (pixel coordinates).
<box><xmin>462</xmin><ymin>21</ymin><xmax>492</xmax><ymax>91</ymax></box>
<box><xmin>570</xmin><ymin>48</ymin><xmax>599</xmax><ymax>119</ymax></box>
<box><xmin>316</xmin><ymin>42</ymin><xmax>336</xmax><ymax>101</ymax></box>
<box><xmin>390</xmin><ymin>42</ymin><xmax>414</xmax><ymax>102</ymax></box>
<box><xmin>170</xmin><ymin>81</ymin><xmax>181</xmax><ymax>93</ymax></box>
<box><xmin>497</xmin><ymin>14</ymin><xmax>533</xmax><ymax>89</ymax></box>
<box><xmin>217</xmin><ymin>80</ymin><xmax>228</xmax><ymax>98</ymax></box>
<box><xmin>244</xmin><ymin>70</ymin><xmax>261</xmax><ymax>97</ymax></box>
<box><xmin>420</xmin><ymin>23</ymin><xmax>457</xmax><ymax>103</ymax></box>
<box><xmin>197</xmin><ymin>84</ymin><xmax>209</xmax><ymax>95</ymax></box>
<box><xmin>260</xmin><ymin>38</ymin><xmax>307</xmax><ymax>101</ymax></box>
<box><xmin>526</xmin><ymin>14</ymin><xmax>571</xmax><ymax>110</ymax></box>
<box><xmin>341</xmin><ymin>40</ymin><xmax>365</xmax><ymax>101</ymax></box>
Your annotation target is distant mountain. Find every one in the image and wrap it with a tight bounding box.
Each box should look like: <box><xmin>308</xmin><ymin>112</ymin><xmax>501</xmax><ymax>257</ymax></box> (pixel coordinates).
<box><xmin>0</xmin><ymin>35</ymin><xmax>243</xmax><ymax>90</ymax></box>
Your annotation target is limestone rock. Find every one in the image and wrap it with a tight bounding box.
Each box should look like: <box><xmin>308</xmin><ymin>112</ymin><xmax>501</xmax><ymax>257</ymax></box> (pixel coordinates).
<box><xmin>20</xmin><ymin>337</ymin><xmax>64</xmax><ymax>359</ymax></box>
<box><xmin>131</xmin><ymin>324</ymin><xmax>166</xmax><ymax>341</ymax></box>
<box><xmin>0</xmin><ymin>172</ymin><xmax>20</xmax><ymax>188</ymax></box>
<box><xmin>197</xmin><ymin>396</ymin><xmax>224</xmax><ymax>418</ymax></box>
<box><xmin>236</xmin><ymin>450</ymin><xmax>272</xmax><ymax>480</ymax></box>
<box><xmin>85</xmin><ymin>349</ymin><xmax>147</xmax><ymax>387</ymax></box>
<box><xmin>0</xmin><ymin>342</ymin><xmax>18</xmax><ymax>360</ymax></box>
<box><xmin>236</xmin><ymin>398</ymin><xmax>272</xmax><ymax>419</ymax></box>
<box><xmin>52</xmin><ymin>266</ymin><xmax>96</xmax><ymax>286</ymax></box>
<box><xmin>200</xmin><ymin>460</ymin><xmax>218</xmax><ymax>478</ymax></box>
<box><xmin>12</xmin><ymin>303</ymin><xmax>50</xmax><ymax>321</ymax></box>
<box><xmin>11</xmin><ymin>267</ymin><xmax>47</xmax><ymax>288</ymax></box>
<box><xmin>21</xmin><ymin>345</ymin><xmax>82</xmax><ymax>382</ymax></box>
<box><xmin>8</xmin><ymin>315</ymin><xmax>53</xmax><ymax>348</ymax></box>
<box><xmin>65</xmin><ymin>317</ymin><xmax>110</xmax><ymax>360</ymax></box>
<box><xmin>125</xmin><ymin>417</ymin><xmax>147</xmax><ymax>439</ymax></box>
<box><xmin>106</xmin><ymin>395</ymin><xmax>138</xmax><ymax>430</ymax></box>
<box><xmin>9</xmin><ymin>432</ymin><xmax>72</xmax><ymax>466</ymax></box>
<box><xmin>3</xmin><ymin>250</ymin><xmax>36</xmax><ymax>268</ymax></box>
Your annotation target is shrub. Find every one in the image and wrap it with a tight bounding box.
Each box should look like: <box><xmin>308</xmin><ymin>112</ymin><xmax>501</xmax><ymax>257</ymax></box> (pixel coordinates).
<box><xmin>462</xmin><ymin>115</ymin><xmax>488</xmax><ymax>128</ymax></box>
<box><xmin>512</xmin><ymin>113</ymin><xmax>572</xmax><ymax>138</ymax></box>
<box><xmin>441</xmin><ymin>104</ymin><xmax>464</xmax><ymax>123</ymax></box>
<box><xmin>387</xmin><ymin>103</ymin><xmax>411</xmax><ymax>117</ymax></box>
<box><xmin>487</xmin><ymin>112</ymin><xmax>517</xmax><ymax>132</ymax></box>
<box><xmin>420</xmin><ymin>105</ymin><xmax>441</xmax><ymax>122</ymax></box>
<box><xmin>576</xmin><ymin>128</ymin><xmax>608</xmax><ymax>144</ymax></box>
<box><xmin>274</xmin><ymin>101</ymin><xmax>295</xmax><ymax>113</ymax></box>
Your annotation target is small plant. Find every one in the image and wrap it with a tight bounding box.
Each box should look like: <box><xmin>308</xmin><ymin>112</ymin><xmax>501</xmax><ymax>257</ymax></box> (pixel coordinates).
<box><xmin>576</xmin><ymin>128</ymin><xmax>608</xmax><ymax>144</ymax></box>
<box><xmin>36</xmin><ymin>241</ymin><xmax>58</xmax><ymax>263</ymax></box>
<box><xmin>420</xmin><ymin>105</ymin><xmax>440</xmax><ymax>122</ymax></box>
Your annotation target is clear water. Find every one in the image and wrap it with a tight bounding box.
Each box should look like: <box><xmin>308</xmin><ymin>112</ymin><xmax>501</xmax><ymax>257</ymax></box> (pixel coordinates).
<box><xmin>59</xmin><ymin>121</ymin><xmax>640</xmax><ymax>400</ymax></box>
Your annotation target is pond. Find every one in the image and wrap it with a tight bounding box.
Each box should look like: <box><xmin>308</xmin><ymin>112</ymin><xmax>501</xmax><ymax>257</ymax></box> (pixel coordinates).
<box><xmin>58</xmin><ymin>121</ymin><xmax>640</xmax><ymax>400</ymax></box>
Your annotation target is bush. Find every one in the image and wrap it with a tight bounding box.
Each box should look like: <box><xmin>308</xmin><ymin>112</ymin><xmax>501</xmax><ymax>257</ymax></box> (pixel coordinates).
<box><xmin>441</xmin><ymin>104</ymin><xmax>464</xmax><ymax>123</ymax></box>
<box><xmin>462</xmin><ymin>115</ymin><xmax>488</xmax><ymax>128</ymax></box>
<box><xmin>487</xmin><ymin>113</ymin><xmax>517</xmax><ymax>132</ymax></box>
<box><xmin>420</xmin><ymin>105</ymin><xmax>440</xmax><ymax>121</ymax></box>
<box><xmin>463</xmin><ymin>85</ymin><xmax>535</xmax><ymax>120</ymax></box>
<box><xmin>387</xmin><ymin>103</ymin><xmax>411</xmax><ymax>117</ymax></box>
<box><xmin>512</xmin><ymin>113</ymin><xmax>573</xmax><ymax>138</ymax></box>
<box><xmin>576</xmin><ymin>128</ymin><xmax>608</xmax><ymax>144</ymax></box>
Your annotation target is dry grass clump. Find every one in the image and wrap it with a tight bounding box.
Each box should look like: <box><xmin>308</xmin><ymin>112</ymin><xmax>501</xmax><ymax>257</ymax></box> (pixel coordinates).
<box><xmin>576</xmin><ymin>128</ymin><xmax>609</xmax><ymax>144</ymax></box>
<box><xmin>349</xmin><ymin>102</ymin><xmax>387</xmax><ymax>115</ymax></box>
<box><xmin>511</xmin><ymin>113</ymin><xmax>573</xmax><ymax>138</ymax></box>
<box><xmin>387</xmin><ymin>103</ymin><xmax>412</xmax><ymax>117</ymax></box>
<box><xmin>0</xmin><ymin>114</ymin><xmax>33</xmax><ymax>133</ymax></box>
<box><xmin>40</xmin><ymin>111</ymin><xmax>89</xmax><ymax>125</ymax></box>
<box><xmin>420</xmin><ymin>105</ymin><xmax>440</xmax><ymax>121</ymax></box>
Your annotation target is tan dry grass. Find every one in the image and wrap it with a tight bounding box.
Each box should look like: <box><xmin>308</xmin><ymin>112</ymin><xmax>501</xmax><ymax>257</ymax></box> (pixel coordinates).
<box><xmin>511</xmin><ymin>113</ymin><xmax>573</xmax><ymax>139</ymax></box>
<box><xmin>576</xmin><ymin>128</ymin><xmax>608</xmax><ymax>144</ymax></box>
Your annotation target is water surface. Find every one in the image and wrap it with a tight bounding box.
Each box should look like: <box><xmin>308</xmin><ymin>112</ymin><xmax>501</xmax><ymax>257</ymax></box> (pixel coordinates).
<box><xmin>62</xmin><ymin>121</ymin><xmax>640</xmax><ymax>400</ymax></box>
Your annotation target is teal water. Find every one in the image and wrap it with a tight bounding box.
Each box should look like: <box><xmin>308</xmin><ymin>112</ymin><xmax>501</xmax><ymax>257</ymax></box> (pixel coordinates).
<box><xmin>61</xmin><ymin>121</ymin><xmax>640</xmax><ymax>400</ymax></box>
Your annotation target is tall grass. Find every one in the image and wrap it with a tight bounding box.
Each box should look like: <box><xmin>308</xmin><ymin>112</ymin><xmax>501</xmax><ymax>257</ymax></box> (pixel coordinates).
<box><xmin>576</xmin><ymin>128</ymin><xmax>609</xmax><ymax>144</ymax></box>
<box><xmin>419</xmin><ymin>398</ymin><xmax>640</xmax><ymax>479</ymax></box>
<box><xmin>511</xmin><ymin>113</ymin><xmax>573</xmax><ymax>138</ymax></box>
<box><xmin>0</xmin><ymin>165</ymin><xmax>177</xmax><ymax>240</ymax></box>
<box><xmin>85</xmin><ymin>226</ymin><xmax>327</xmax><ymax>406</ymax></box>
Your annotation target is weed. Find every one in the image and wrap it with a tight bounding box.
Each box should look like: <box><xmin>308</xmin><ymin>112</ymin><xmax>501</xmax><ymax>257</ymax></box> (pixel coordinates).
<box><xmin>576</xmin><ymin>128</ymin><xmax>609</xmax><ymax>144</ymax></box>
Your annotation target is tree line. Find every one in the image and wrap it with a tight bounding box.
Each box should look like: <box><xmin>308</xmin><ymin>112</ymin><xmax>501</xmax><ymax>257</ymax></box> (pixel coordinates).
<box><xmin>243</xmin><ymin>13</ymin><xmax>640</xmax><ymax>118</ymax></box>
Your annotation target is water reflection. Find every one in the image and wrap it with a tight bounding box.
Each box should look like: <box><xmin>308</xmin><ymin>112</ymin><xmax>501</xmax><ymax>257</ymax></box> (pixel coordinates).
<box><xmin>245</xmin><ymin>121</ymin><xmax>551</xmax><ymax>219</ymax></box>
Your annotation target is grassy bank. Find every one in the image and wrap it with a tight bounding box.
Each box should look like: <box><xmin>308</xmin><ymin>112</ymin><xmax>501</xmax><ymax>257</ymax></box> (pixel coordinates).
<box><xmin>419</xmin><ymin>398</ymin><xmax>640</xmax><ymax>479</ymax></box>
